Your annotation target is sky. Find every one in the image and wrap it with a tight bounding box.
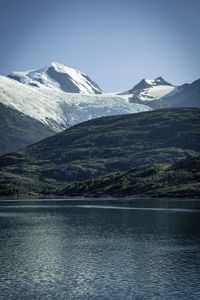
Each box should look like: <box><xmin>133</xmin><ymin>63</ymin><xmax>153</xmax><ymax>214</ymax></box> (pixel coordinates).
<box><xmin>0</xmin><ymin>0</ymin><xmax>200</xmax><ymax>92</ymax></box>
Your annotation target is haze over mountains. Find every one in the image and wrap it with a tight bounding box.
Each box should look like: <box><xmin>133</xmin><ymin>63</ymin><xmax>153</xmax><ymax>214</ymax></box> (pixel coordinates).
<box><xmin>0</xmin><ymin>62</ymin><xmax>199</xmax><ymax>155</ymax></box>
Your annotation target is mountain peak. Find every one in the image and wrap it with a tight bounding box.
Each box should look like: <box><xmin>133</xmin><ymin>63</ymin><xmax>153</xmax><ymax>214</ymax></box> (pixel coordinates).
<box><xmin>143</xmin><ymin>77</ymin><xmax>172</xmax><ymax>87</ymax></box>
<box><xmin>154</xmin><ymin>76</ymin><xmax>172</xmax><ymax>86</ymax></box>
<box><xmin>118</xmin><ymin>76</ymin><xmax>175</xmax><ymax>99</ymax></box>
<box><xmin>130</xmin><ymin>77</ymin><xmax>172</xmax><ymax>93</ymax></box>
<box><xmin>48</xmin><ymin>62</ymin><xmax>81</xmax><ymax>75</ymax></box>
<box><xmin>155</xmin><ymin>76</ymin><xmax>164</xmax><ymax>81</ymax></box>
<box><xmin>48</xmin><ymin>61</ymin><xmax>65</xmax><ymax>70</ymax></box>
<box><xmin>7</xmin><ymin>62</ymin><xmax>102</xmax><ymax>94</ymax></box>
<box><xmin>50</xmin><ymin>61</ymin><xmax>63</xmax><ymax>68</ymax></box>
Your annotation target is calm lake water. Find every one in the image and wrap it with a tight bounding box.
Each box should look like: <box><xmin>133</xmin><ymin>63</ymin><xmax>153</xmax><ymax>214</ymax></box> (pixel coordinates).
<box><xmin>0</xmin><ymin>198</ymin><xmax>200</xmax><ymax>300</ymax></box>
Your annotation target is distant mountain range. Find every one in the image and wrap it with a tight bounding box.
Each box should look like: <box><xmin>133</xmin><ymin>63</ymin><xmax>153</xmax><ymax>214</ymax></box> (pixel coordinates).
<box><xmin>0</xmin><ymin>62</ymin><xmax>199</xmax><ymax>154</ymax></box>
<box><xmin>0</xmin><ymin>62</ymin><xmax>150</xmax><ymax>154</ymax></box>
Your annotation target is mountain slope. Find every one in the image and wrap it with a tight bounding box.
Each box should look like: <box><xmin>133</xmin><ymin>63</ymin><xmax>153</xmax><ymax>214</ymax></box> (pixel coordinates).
<box><xmin>0</xmin><ymin>103</ymin><xmax>54</xmax><ymax>155</ymax></box>
<box><xmin>0</xmin><ymin>108</ymin><xmax>199</xmax><ymax>196</ymax></box>
<box><xmin>0</xmin><ymin>76</ymin><xmax>68</xmax><ymax>131</ymax></box>
<box><xmin>155</xmin><ymin>79</ymin><xmax>200</xmax><ymax>108</ymax></box>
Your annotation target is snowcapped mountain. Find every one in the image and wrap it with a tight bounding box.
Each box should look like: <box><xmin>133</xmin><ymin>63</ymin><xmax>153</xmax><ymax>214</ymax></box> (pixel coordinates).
<box><xmin>119</xmin><ymin>77</ymin><xmax>176</xmax><ymax>102</ymax></box>
<box><xmin>118</xmin><ymin>76</ymin><xmax>200</xmax><ymax>108</ymax></box>
<box><xmin>8</xmin><ymin>62</ymin><xmax>102</xmax><ymax>94</ymax></box>
<box><xmin>0</xmin><ymin>73</ymin><xmax>151</xmax><ymax>133</ymax></box>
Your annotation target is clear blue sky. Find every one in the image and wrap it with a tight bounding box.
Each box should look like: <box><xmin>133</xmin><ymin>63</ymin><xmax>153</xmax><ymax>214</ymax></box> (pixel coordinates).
<box><xmin>0</xmin><ymin>0</ymin><xmax>199</xmax><ymax>92</ymax></box>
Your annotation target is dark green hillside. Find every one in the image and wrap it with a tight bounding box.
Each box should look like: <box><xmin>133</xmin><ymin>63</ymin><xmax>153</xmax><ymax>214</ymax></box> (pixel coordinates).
<box><xmin>0</xmin><ymin>103</ymin><xmax>55</xmax><ymax>155</ymax></box>
<box><xmin>0</xmin><ymin>108</ymin><xmax>199</xmax><ymax>196</ymax></box>
<box><xmin>59</xmin><ymin>156</ymin><xmax>200</xmax><ymax>198</ymax></box>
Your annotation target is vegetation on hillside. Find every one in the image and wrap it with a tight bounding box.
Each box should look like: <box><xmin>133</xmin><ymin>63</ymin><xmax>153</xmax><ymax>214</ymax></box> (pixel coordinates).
<box><xmin>0</xmin><ymin>108</ymin><xmax>199</xmax><ymax>197</ymax></box>
<box><xmin>59</xmin><ymin>156</ymin><xmax>200</xmax><ymax>198</ymax></box>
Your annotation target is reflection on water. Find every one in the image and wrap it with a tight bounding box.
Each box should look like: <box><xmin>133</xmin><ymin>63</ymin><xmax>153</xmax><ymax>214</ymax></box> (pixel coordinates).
<box><xmin>0</xmin><ymin>198</ymin><xmax>200</xmax><ymax>299</ymax></box>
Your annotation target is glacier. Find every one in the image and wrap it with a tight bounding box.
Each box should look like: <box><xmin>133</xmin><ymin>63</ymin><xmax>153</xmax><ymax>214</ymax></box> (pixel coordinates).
<box><xmin>0</xmin><ymin>71</ymin><xmax>151</xmax><ymax>132</ymax></box>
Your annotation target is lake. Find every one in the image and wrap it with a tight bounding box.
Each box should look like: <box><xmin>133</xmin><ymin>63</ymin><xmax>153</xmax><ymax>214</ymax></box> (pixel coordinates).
<box><xmin>0</xmin><ymin>198</ymin><xmax>200</xmax><ymax>299</ymax></box>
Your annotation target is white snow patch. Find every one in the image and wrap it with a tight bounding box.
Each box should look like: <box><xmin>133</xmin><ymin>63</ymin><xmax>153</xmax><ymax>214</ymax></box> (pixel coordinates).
<box><xmin>138</xmin><ymin>85</ymin><xmax>176</xmax><ymax>101</ymax></box>
<box><xmin>145</xmin><ymin>79</ymin><xmax>155</xmax><ymax>85</ymax></box>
